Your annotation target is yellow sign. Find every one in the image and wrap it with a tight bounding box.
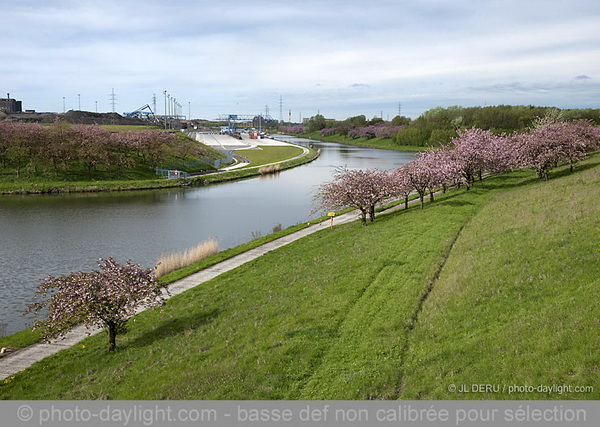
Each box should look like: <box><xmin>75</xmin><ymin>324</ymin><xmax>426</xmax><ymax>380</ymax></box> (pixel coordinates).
<box><xmin>327</xmin><ymin>212</ymin><xmax>336</xmax><ymax>217</ymax></box>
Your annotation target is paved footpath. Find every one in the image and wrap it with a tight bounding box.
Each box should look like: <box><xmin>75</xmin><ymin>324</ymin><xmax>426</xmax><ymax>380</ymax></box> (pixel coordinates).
<box><xmin>0</xmin><ymin>190</ymin><xmax>426</xmax><ymax>380</ymax></box>
<box><xmin>0</xmin><ymin>205</ymin><xmax>370</xmax><ymax>380</ymax></box>
<box><xmin>0</xmin><ymin>134</ymin><xmax>323</xmax><ymax>379</ymax></box>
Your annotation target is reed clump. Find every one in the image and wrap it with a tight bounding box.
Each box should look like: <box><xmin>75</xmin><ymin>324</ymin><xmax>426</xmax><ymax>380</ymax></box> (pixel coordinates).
<box><xmin>155</xmin><ymin>238</ymin><xmax>219</xmax><ymax>277</ymax></box>
<box><xmin>258</xmin><ymin>164</ymin><xmax>281</xmax><ymax>174</ymax></box>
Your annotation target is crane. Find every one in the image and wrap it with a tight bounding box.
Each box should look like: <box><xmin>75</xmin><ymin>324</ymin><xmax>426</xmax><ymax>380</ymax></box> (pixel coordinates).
<box><xmin>124</xmin><ymin>104</ymin><xmax>155</xmax><ymax>120</ymax></box>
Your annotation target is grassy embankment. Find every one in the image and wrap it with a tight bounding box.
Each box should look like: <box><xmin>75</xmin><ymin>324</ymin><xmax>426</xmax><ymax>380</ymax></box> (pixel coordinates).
<box><xmin>199</xmin><ymin>146</ymin><xmax>319</xmax><ymax>185</ymax></box>
<box><xmin>0</xmin><ymin>128</ymin><xmax>317</xmax><ymax>194</ymax></box>
<box><xmin>0</xmin><ymin>202</ymin><xmax>334</xmax><ymax>351</ymax></box>
<box><xmin>295</xmin><ymin>131</ymin><xmax>426</xmax><ymax>152</ymax></box>
<box><xmin>0</xmin><ymin>144</ymin><xmax>318</xmax><ymax>349</ymax></box>
<box><xmin>0</xmin><ymin>129</ymin><xmax>222</xmax><ymax>194</ymax></box>
<box><xmin>1</xmin><ymin>154</ymin><xmax>597</xmax><ymax>399</ymax></box>
<box><xmin>235</xmin><ymin>145</ymin><xmax>306</xmax><ymax>169</ymax></box>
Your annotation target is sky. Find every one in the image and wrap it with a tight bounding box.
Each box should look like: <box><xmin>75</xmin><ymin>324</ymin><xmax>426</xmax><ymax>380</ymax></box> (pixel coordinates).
<box><xmin>2</xmin><ymin>0</ymin><xmax>599</xmax><ymax>120</ymax></box>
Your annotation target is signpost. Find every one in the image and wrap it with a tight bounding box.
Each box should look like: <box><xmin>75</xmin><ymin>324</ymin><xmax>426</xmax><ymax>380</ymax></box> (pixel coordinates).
<box><xmin>328</xmin><ymin>212</ymin><xmax>336</xmax><ymax>229</ymax></box>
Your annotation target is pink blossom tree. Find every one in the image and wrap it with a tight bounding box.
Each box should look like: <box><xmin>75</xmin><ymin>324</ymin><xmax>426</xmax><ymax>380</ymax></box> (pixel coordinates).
<box><xmin>0</xmin><ymin>121</ymin><xmax>16</xmax><ymax>169</ymax></box>
<box><xmin>514</xmin><ymin>122</ymin><xmax>587</xmax><ymax>180</ymax></box>
<box><xmin>26</xmin><ymin>258</ymin><xmax>167</xmax><ymax>352</ymax></box>
<box><xmin>403</xmin><ymin>156</ymin><xmax>432</xmax><ymax>209</ymax></box>
<box><xmin>449</xmin><ymin>128</ymin><xmax>497</xmax><ymax>189</ymax></box>
<box><xmin>560</xmin><ymin>120</ymin><xmax>599</xmax><ymax>171</ymax></box>
<box><xmin>315</xmin><ymin>168</ymin><xmax>393</xmax><ymax>225</ymax></box>
<box><xmin>418</xmin><ymin>149</ymin><xmax>460</xmax><ymax>202</ymax></box>
<box><xmin>319</xmin><ymin>127</ymin><xmax>337</xmax><ymax>136</ymax></box>
<box><xmin>279</xmin><ymin>125</ymin><xmax>306</xmax><ymax>134</ymax></box>
<box><xmin>389</xmin><ymin>165</ymin><xmax>414</xmax><ymax>209</ymax></box>
<box><xmin>0</xmin><ymin>122</ymin><xmax>43</xmax><ymax>177</ymax></box>
<box><xmin>72</xmin><ymin>125</ymin><xmax>112</xmax><ymax>179</ymax></box>
<box><xmin>46</xmin><ymin>119</ymin><xmax>76</xmax><ymax>176</ymax></box>
<box><xmin>130</xmin><ymin>130</ymin><xmax>175</xmax><ymax>168</ymax></box>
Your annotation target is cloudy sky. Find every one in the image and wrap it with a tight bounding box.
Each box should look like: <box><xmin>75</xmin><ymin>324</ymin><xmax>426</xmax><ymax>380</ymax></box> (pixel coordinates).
<box><xmin>2</xmin><ymin>0</ymin><xmax>599</xmax><ymax>120</ymax></box>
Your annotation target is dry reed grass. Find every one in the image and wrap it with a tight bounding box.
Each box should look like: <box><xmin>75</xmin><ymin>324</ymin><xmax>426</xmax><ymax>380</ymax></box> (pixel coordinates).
<box><xmin>155</xmin><ymin>238</ymin><xmax>219</xmax><ymax>277</ymax></box>
<box><xmin>258</xmin><ymin>164</ymin><xmax>281</xmax><ymax>174</ymax></box>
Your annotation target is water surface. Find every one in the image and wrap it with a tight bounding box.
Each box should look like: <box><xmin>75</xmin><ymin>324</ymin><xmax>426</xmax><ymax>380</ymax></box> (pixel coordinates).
<box><xmin>0</xmin><ymin>137</ymin><xmax>416</xmax><ymax>335</ymax></box>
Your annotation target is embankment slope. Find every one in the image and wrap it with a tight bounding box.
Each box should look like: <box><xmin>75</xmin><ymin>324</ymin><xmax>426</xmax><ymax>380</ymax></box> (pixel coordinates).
<box><xmin>1</xmin><ymin>156</ymin><xmax>597</xmax><ymax>399</ymax></box>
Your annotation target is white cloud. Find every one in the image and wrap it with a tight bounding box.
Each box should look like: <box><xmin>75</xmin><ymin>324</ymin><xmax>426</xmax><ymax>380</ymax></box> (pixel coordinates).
<box><xmin>3</xmin><ymin>0</ymin><xmax>600</xmax><ymax>119</ymax></box>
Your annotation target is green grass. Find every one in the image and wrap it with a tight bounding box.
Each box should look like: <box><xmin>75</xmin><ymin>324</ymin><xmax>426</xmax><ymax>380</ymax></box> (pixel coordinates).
<box><xmin>300</xmin><ymin>132</ymin><xmax>426</xmax><ymax>152</ymax></box>
<box><xmin>1</xmin><ymin>156</ymin><xmax>597</xmax><ymax>399</ymax></box>
<box><xmin>0</xmin><ymin>137</ymin><xmax>316</xmax><ymax>195</ymax></box>
<box><xmin>200</xmin><ymin>147</ymin><xmax>320</xmax><ymax>185</ymax></box>
<box><xmin>399</xmin><ymin>159</ymin><xmax>600</xmax><ymax>399</ymax></box>
<box><xmin>236</xmin><ymin>146</ymin><xmax>305</xmax><ymax>168</ymax></box>
<box><xmin>0</xmin><ymin>329</ymin><xmax>41</xmax><ymax>350</ymax></box>
<box><xmin>0</xmin><ymin>175</ymin><xmax>194</xmax><ymax>195</ymax></box>
<box><xmin>0</xmin><ymin>131</ymin><xmax>223</xmax><ymax>194</ymax></box>
<box><xmin>0</xmin><ymin>212</ymin><xmax>329</xmax><ymax>351</ymax></box>
<box><xmin>158</xmin><ymin>221</ymin><xmax>317</xmax><ymax>285</ymax></box>
<box><xmin>99</xmin><ymin>125</ymin><xmax>160</xmax><ymax>132</ymax></box>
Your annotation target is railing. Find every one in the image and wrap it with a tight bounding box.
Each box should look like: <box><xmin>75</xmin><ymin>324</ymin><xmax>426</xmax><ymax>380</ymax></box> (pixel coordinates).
<box><xmin>155</xmin><ymin>168</ymin><xmax>190</xmax><ymax>179</ymax></box>
<box><xmin>213</xmin><ymin>151</ymin><xmax>233</xmax><ymax>169</ymax></box>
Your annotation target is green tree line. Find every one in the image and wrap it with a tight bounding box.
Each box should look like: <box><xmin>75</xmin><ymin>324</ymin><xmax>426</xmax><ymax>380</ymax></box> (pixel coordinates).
<box><xmin>299</xmin><ymin>105</ymin><xmax>600</xmax><ymax>147</ymax></box>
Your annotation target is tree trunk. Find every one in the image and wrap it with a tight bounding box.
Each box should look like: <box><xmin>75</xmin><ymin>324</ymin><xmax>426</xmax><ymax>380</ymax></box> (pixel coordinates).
<box><xmin>369</xmin><ymin>205</ymin><xmax>375</xmax><ymax>222</ymax></box>
<box><xmin>404</xmin><ymin>195</ymin><xmax>409</xmax><ymax>210</ymax></box>
<box><xmin>107</xmin><ymin>322</ymin><xmax>117</xmax><ymax>352</ymax></box>
<box><xmin>429</xmin><ymin>188</ymin><xmax>435</xmax><ymax>202</ymax></box>
<box><xmin>419</xmin><ymin>194</ymin><xmax>424</xmax><ymax>209</ymax></box>
<box><xmin>360</xmin><ymin>208</ymin><xmax>367</xmax><ymax>226</ymax></box>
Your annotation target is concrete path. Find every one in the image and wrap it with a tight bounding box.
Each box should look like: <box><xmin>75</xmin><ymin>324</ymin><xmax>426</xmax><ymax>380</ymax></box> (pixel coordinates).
<box><xmin>193</xmin><ymin>132</ymin><xmax>295</xmax><ymax>151</ymax></box>
<box><xmin>192</xmin><ymin>132</ymin><xmax>310</xmax><ymax>171</ymax></box>
<box><xmin>0</xmin><ymin>157</ymin><xmax>428</xmax><ymax>380</ymax></box>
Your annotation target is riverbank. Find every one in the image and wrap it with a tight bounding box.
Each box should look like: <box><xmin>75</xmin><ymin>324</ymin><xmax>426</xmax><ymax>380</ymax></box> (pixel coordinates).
<box><xmin>0</xmin><ymin>141</ymin><xmax>319</xmax><ymax>195</ymax></box>
<box><xmin>289</xmin><ymin>131</ymin><xmax>426</xmax><ymax>152</ymax></box>
<box><xmin>1</xmin><ymin>154</ymin><xmax>597</xmax><ymax>398</ymax></box>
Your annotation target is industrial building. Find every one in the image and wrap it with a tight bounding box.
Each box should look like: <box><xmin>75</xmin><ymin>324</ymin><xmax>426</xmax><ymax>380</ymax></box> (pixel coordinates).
<box><xmin>0</xmin><ymin>93</ymin><xmax>22</xmax><ymax>113</ymax></box>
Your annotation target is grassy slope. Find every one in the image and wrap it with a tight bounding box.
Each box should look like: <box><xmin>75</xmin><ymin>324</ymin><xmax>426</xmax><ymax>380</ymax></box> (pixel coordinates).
<box><xmin>0</xmin><ymin>129</ymin><xmax>223</xmax><ymax>193</ymax></box>
<box><xmin>300</xmin><ymin>131</ymin><xmax>425</xmax><ymax>152</ymax></box>
<box><xmin>200</xmin><ymin>147</ymin><xmax>319</xmax><ymax>185</ymax></box>
<box><xmin>0</xmin><ymin>170</ymin><xmax>490</xmax><ymax>398</ymax></box>
<box><xmin>1</xmin><ymin>157</ymin><xmax>597</xmax><ymax>399</ymax></box>
<box><xmin>400</xmin><ymin>159</ymin><xmax>600</xmax><ymax>399</ymax></box>
<box><xmin>0</xmin><ymin>216</ymin><xmax>325</xmax><ymax>351</ymax></box>
<box><xmin>236</xmin><ymin>146</ymin><xmax>305</xmax><ymax>168</ymax></box>
<box><xmin>0</xmin><ymin>141</ymin><xmax>317</xmax><ymax>195</ymax></box>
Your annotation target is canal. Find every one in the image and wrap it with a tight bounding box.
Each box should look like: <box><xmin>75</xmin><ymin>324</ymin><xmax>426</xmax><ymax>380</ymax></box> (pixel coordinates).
<box><xmin>0</xmin><ymin>136</ymin><xmax>416</xmax><ymax>335</ymax></box>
